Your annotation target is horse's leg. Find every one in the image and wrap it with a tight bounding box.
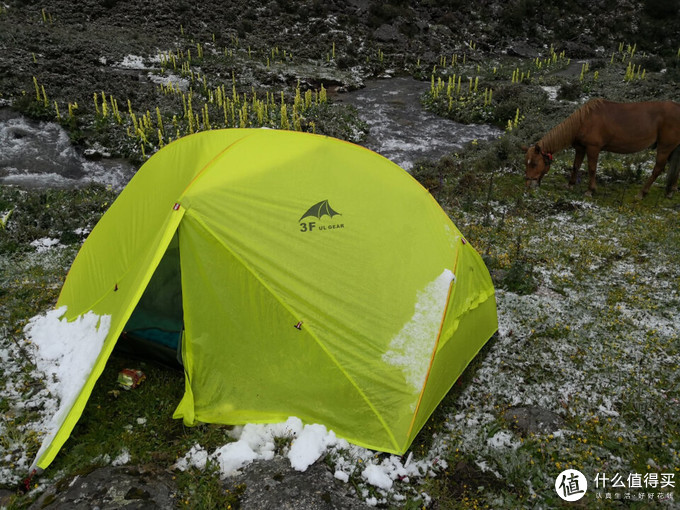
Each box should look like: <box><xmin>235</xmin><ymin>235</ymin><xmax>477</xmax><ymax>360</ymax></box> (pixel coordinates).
<box><xmin>664</xmin><ymin>145</ymin><xmax>680</xmax><ymax>198</ymax></box>
<box><xmin>584</xmin><ymin>147</ymin><xmax>600</xmax><ymax>196</ymax></box>
<box><xmin>638</xmin><ymin>149</ymin><xmax>670</xmax><ymax>199</ymax></box>
<box><xmin>569</xmin><ymin>146</ymin><xmax>586</xmax><ymax>187</ymax></box>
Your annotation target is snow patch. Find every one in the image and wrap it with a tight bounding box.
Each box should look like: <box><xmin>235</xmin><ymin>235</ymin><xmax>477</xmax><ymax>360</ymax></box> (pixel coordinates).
<box><xmin>288</xmin><ymin>423</ymin><xmax>339</xmax><ymax>471</ymax></box>
<box><xmin>212</xmin><ymin>441</ymin><xmax>258</xmax><ymax>476</ymax></box>
<box><xmin>25</xmin><ymin>307</ymin><xmax>111</xmax><ymax>470</ymax></box>
<box><xmin>541</xmin><ymin>85</ymin><xmax>560</xmax><ymax>101</ymax></box>
<box><xmin>30</xmin><ymin>237</ymin><xmax>62</xmax><ymax>253</ymax></box>
<box><xmin>174</xmin><ymin>444</ymin><xmax>208</xmax><ymax>471</ymax></box>
<box><xmin>173</xmin><ymin>414</ymin><xmax>449</xmax><ymax>505</ymax></box>
<box><xmin>118</xmin><ymin>54</ymin><xmax>147</xmax><ymax>70</ymax></box>
<box><xmin>112</xmin><ymin>449</ymin><xmax>130</xmax><ymax>466</ymax></box>
<box><xmin>383</xmin><ymin>269</ymin><xmax>454</xmax><ymax>393</ymax></box>
<box><xmin>176</xmin><ymin>417</ymin><xmax>311</xmax><ymax>476</ymax></box>
<box><xmin>334</xmin><ymin>470</ymin><xmax>350</xmax><ymax>483</ymax></box>
<box><xmin>362</xmin><ymin>463</ymin><xmax>394</xmax><ymax>490</ymax></box>
<box><xmin>486</xmin><ymin>430</ymin><xmax>521</xmax><ymax>450</ymax></box>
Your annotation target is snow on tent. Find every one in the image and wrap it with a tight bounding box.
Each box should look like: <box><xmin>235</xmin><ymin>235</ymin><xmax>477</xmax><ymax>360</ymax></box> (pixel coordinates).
<box><xmin>29</xmin><ymin>128</ymin><xmax>497</xmax><ymax>471</ymax></box>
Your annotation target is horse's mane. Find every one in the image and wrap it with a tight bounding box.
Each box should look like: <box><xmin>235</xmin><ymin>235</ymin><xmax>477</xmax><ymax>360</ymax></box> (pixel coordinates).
<box><xmin>538</xmin><ymin>98</ymin><xmax>606</xmax><ymax>154</ymax></box>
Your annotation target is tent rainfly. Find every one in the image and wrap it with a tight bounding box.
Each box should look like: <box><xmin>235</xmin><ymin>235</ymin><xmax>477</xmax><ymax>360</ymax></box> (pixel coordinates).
<box><xmin>31</xmin><ymin>129</ymin><xmax>497</xmax><ymax>471</ymax></box>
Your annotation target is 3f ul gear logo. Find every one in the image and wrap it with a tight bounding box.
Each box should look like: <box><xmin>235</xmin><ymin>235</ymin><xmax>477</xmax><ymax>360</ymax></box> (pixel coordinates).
<box><xmin>299</xmin><ymin>200</ymin><xmax>345</xmax><ymax>233</ymax></box>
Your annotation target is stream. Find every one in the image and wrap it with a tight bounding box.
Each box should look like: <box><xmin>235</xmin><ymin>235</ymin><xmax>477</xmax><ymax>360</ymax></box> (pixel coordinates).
<box><xmin>338</xmin><ymin>76</ymin><xmax>502</xmax><ymax>170</ymax></box>
<box><xmin>0</xmin><ymin>108</ymin><xmax>135</xmax><ymax>191</ymax></box>
<box><xmin>0</xmin><ymin>78</ymin><xmax>502</xmax><ymax>190</ymax></box>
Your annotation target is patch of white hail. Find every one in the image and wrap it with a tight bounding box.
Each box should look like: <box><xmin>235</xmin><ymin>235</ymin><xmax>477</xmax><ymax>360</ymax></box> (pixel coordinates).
<box><xmin>382</xmin><ymin>269</ymin><xmax>454</xmax><ymax>395</ymax></box>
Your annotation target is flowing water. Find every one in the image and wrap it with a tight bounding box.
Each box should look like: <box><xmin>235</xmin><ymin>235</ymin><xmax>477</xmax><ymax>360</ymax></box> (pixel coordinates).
<box><xmin>0</xmin><ymin>108</ymin><xmax>135</xmax><ymax>190</ymax></box>
<box><xmin>337</xmin><ymin>76</ymin><xmax>502</xmax><ymax>170</ymax></box>
<box><xmin>0</xmin><ymin>78</ymin><xmax>501</xmax><ymax>189</ymax></box>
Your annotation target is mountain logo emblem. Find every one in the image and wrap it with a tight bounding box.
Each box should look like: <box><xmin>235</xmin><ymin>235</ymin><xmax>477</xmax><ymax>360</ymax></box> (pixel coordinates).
<box><xmin>299</xmin><ymin>200</ymin><xmax>341</xmax><ymax>222</ymax></box>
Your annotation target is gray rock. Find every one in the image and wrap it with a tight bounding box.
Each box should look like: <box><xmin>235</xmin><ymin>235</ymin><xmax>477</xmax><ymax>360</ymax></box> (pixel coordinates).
<box><xmin>223</xmin><ymin>456</ymin><xmax>371</xmax><ymax>510</ymax></box>
<box><xmin>558</xmin><ymin>40</ymin><xmax>599</xmax><ymax>58</ymax></box>
<box><xmin>506</xmin><ymin>41</ymin><xmax>540</xmax><ymax>58</ymax></box>
<box><xmin>20</xmin><ymin>458</ymin><xmax>371</xmax><ymax>510</ymax></box>
<box><xmin>503</xmin><ymin>406</ymin><xmax>566</xmax><ymax>436</ymax></box>
<box><xmin>28</xmin><ymin>466</ymin><xmax>177</xmax><ymax>510</ymax></box>
<box><xmin>372</xmin><ymin>24</ymin><xmax>406</xmax><ymax>44</ymax></box>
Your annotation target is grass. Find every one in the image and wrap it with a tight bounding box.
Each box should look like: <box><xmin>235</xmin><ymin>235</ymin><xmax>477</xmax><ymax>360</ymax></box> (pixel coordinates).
<box><xmin>1</xmin><ymin>22</ymin><xmax>679</xmax><ymax>509</ymax></box>
<box><xmin>422</xmin><ymin>176</ymin><xmax>680</xmax><ymax>508</ymax></box>
<box><xmin>4</xmin><ymin>152</ymin><xmax>673</xmax><ymax>510</ymax></box>
<box><xmin>12</xmin><ymin>32</ymin><xmax>369</xmax><ymax>166</ymax></box>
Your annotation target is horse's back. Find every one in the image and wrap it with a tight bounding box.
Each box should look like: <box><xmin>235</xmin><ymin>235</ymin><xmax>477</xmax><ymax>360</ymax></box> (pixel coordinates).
<box><xmin>598</xmin><ymin>100</ymin><xmax>680</xmax><ymax>120</ymax></box>
<box><xmin>581</xmin><ymin>100</ymin><xmax>680</xmax><ymax>152</ymax></box>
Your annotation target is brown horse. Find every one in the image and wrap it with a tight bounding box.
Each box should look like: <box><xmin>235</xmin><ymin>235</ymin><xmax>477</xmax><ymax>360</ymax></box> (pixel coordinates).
<box><xmin>523</xmin><ymin>99</ymin><xmax>680</xmax><ymax>198</ymax></box>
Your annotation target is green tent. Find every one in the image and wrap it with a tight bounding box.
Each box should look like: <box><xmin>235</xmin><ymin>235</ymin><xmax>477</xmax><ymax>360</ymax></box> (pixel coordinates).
<box><xmin>33</xmin><ymin>129</ymin><xmax>497</xmax><ymax>470</ymax></box>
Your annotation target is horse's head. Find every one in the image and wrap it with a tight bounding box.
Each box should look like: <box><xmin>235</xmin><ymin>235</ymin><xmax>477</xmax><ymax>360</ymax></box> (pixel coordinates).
<box><xmin>522</xmin><ymin>144</ymin><xmax>553</xmax><ymax>188</ymax></box>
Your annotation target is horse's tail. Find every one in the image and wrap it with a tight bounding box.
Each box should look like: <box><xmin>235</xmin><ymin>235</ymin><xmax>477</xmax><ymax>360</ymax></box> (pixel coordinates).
<box><xmin>665</xmin><ymin>145</ymin><xmax>680</xmax><ymax>197</ymax></box>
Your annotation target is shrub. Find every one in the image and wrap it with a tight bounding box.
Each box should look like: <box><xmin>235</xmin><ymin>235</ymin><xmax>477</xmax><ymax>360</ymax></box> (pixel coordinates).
<box><xmin>502</xmin><ymin>258</ymin><xmax>537</xmax><ymax>295</ymax></box>
<box><xmin>493</xmin><ymin>83</ymin><xmax>547</xmax><ymax>125</ymax></box>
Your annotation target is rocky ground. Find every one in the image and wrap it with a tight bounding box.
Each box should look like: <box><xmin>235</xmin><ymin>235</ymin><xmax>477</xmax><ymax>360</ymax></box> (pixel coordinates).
<box><xmin>18</xmin><ymin>459</ymin><xmax>373</xmax><ymax>510</ymax></box>
<box><xmin>2</xmin><ymin>0</ymin><xmax>678</xmax><ymax>111</ymax></box>
<box><xmin>2</xmin><ymin>1</ymin><xmax>680</xmax><ymax>508</ymax></box>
